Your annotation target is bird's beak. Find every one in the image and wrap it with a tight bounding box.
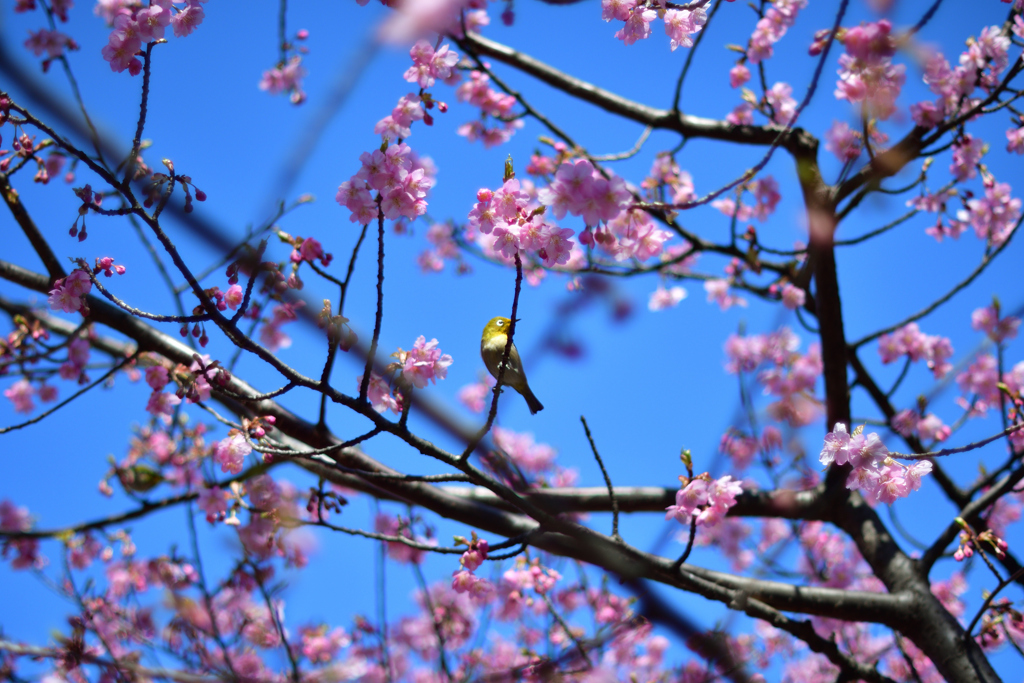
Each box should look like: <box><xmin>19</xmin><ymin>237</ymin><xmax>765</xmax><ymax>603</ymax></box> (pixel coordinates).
<box><xmin>513</xmin><ymin>318</ymin><xmax>521</xmax><ymax>323</ymax></box>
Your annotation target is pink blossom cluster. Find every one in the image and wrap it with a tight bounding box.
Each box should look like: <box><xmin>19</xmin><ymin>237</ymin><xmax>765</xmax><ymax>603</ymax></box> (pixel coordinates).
<box><xmin>834</xmin><ymin>20</ymin><xmax>905</xmax><ymax>120</ymax></box>
<box><xmin>711</xmin><ymin>176</ymin><xmax>782</xmax><ymax>222</ymax></box>
<box><xmin>24</xmin><ymin>29</ymin><xmax>78</xmax><ymax>60</ymax></box>
<box><xmin>60</xmin><ymin>336</ymin><xmax>91</xmax><ymax>383</ymax></box>
<box><xmin>451</xmin><ymin>537</ymin><xmax>494</xmax><ymax>602</ymax></box>
<box><xmin>95</xmin><ymin>256</ymin><xmax>127</xmax><ymax>277</ymax></box>
<box><xmin>7</xmin><ymin>469</ymin><xmax>693</xmax><ymax>681</ymax></box>
<box><xmin>416</xmin><ymin>222</ymin><xmax>466</xmax><ymax>274</ymax></box>
<box><xmin>972</xmin><ymin>304</ymin><xmax>1021</xmax><ymax>343</ymax></box>
<box><xmin>455</xmin><ymin>70</ymin><xmax>522</xmax><ymax>146</ymax></box>
<box><xmin>172</xmin><ymin>354</ymin><xmax>225</xmax><ymax>405</ymax></box>
<box><xmin>212</xmin><ymin>432</ymin><xmax>250</xmax><ymax>475</ymax></box>
<box><xmin>907</xmin><ymin>186</ymin><xmax>966</xmax><ymax>242</ymax></box>
<box><xmin>694</xmin><ymin>518</ymin><xmax>755</xmax><ymax>571</ymax></box>
<box><xmin>4</xmin><ymin>379</ymin><xmax>37</xmax><ymax>414</ymax></box>
<box><xmin>877</xmin><ymin>322</ymin><xmax>954</xmax><ymax>379</ymax></box>
<box><xmin>404</xmin><ymin>40</ymin><xmax>460</xmax><ymax>88</ymax></box>
<box><xmin>248</xmin><ymin>474</ymin><xmax>284</xmax><ymax>514</ymax></box>
<box><xmin>359</xmin><ymin>373</ymin><xmax>402</xmax><ymax>414</ymax></box>
<box><xmin>957</xmin><ymin>355</ymin><xmax>1024</xmax><ymax>436</ymax></box>
<box><xmin>582</xmin><ymin>207</ymin><xmax>673</xmax><ymax>264</ymax></box>
<box><xmin>985</xmin><ymin>490</ymin><xmax>1024</xmax><ymax>541</ymax></box>
<box><xmin>528</xmin><ymin>157</ymin><xmax>676</xmax><ymax>265</ymax></box>
<box><xmin>720</xmin><ymin>426</ymin><xmax>782</xmax><ymax>471</ymax></box>
<box><xmin>665</xmin><ymin>474</ymin><xmax>743</xmax><ymax>528</ymax></box>
<box><xmin>502</xmin><ymin>558</ymin><xmax>561</xmax><ymax>597</ymax></box>
<box><xmin>648</xmin><ymin>284</ymin><xmax>687</xmax><ymax>311</ymax></box>
<box><xmin>772</xmin><ymin>282</ymin><xmax>806</xmax><ymax>310</ymax></box>
<box><xmin>731</xmin><ymin>621</ymin><xmax>795</xmax><ymax>672</ymax></box>
<box><xmin>484</xmin><ymin>427</ymin><xmax>577</xmax><ymax>490</ymax></box>
<box><xmin>299</xmin><ymin>626</ymin><xmax>351</xmax><ymax>664</ymax></box>
<box><xmin>492</xmin><ymin>427</ymin><xmax>557</xmax><ymax>474</ymax></box>
<box><xmin>840</xmin><ymin>19</ymin><xmax>897</xmax><ymax>64</ymax></box>
<box><xmin>959</xmin><ymin>25</ymin><xmax>1012</xmax><ymax>93</ymax></box>
<box><xmin>725</xmin><ymin>326</ymin><xmax>800</xmax><ymax>372</ymax></box>
<box><xmin>237</xmin><ymin>491</ymin><xmax>312</xmax><ymax>566</ymax></box>
<box><xmin>658</xmin><ymin>244</ymin><xmax>699</xmax><ymax>281</ymax></box>
<box><xmin>526</xmin><ymin>151</ymin><xmax>559</xmax><ymax>177</ymax></box>
<box><xmin>950</xmin><ymin>135</ymin><xmax>985</xmax><ymax>182</ymax></box>
<box><xmin>819</xmin><ymin>423</ymin><xmax>933</xmax><ymax>504</ymax></box>
<box><xmin>765</xmin><ymin>82</ymin><xmax>798</xmax><ymax>125</ymax></box>
<box><xmin>259</xmin><ymin>301</ymin><xmax>304</xmax><ymax>352</ymax></box>
<box><xmin>17</xmin><ymin>0</ymin><xmax>73</xmax><ymax>63</ymax></box>
<box><xmin>16</xmin><ymin>0</ymin><xmax>71</xmax><ymax>19</ymax></box>
<box><xmin>374</xmin><ymin>94</ymin><xmax>425</xmax><ymax>140</ymax></box>
<box><xmin>797</xmin><ymin>522</ymin><xmax>882</xmax><ymax>593</ymax></box>
<box><xmin>956</xmin><ymin>353</ymin><xmax>1002</xmax><ymax>415</ymax></box>
<box><xmin>258</xmin><ymin>56</ymin><xmax>307</xmax><ymax>105</ymax></box>
<box><xmin>375</xmin><ymin>513</ymin><xmax>433</xmax><ymax>564</ymax></box>
<box><xmin>290</xmin><ymin>237</ymin><xmax>332</xmax><ymax>267</ymax></box>
<box><xmin>398</xmin><ymin>582</ymin><xmax>478</xmax><ymax>656</ymax></box>
<box><xmin>726</xmin><ymin>99</ymin><xmax>756</xmax><ymax>126</ymax></box>
<box><xmin>538</xmin><ymin>159</ymin><xmax>631</xmax><ymax>226</ymax></box>
<box><xmin>107</xmin><ymin>556</ymin><xmax>198</xmax><ymax>598</ymax></box>
<box><xmin>224</xmin><ymin>284</ymin><xmax>244</xmax><ymax>310</ymax></box>
<box><xmin>891</xmin><ymin>408</ymin><xmax>951</xmax><ymax>443</ymax></box>
<box><xmin>824</xmin><ymin>120</ymin><xmax>863</xmax><ymax>162</ymax></box>
<box><xmin>931</xmin><ymin>571</ymin><xmax>968</xmax><ymax>618</ymax></box>
<box><xmin>467</xmin><ymin>177</ymin><xmax>576</xmax><ymax>266</ymax></box>
<box><xmin>188</xmin><ymin>284</ymin><xmax>242</xmax><ymax>316</ymax></box>
<box><xmin>746</xmin><ymin>0</ymin><xmax>806</xmax><ymax>64</ymax></box>
<box><xmin>456</xmin><ymin>375</ymin><xmax>494</xmax><ymax>412</ymax></box>
<box><xmin>664</xmin><ymin>7</ymin><xmax>708</xmax><ymax>51</ymax></box>
<box><xmin>32</xmin><ymin>151</ymin><xmax>67</xmax><ymax>185</ymax></box>
<box><xmin>1007</xmin><ymin>116</ymin><xmax>1024</xmax><ymax>154</ymax></box>
<box><xmin>336</xmin><ymin>143</ymin><xmax>436</xmax><ymax>224</ymax></box>
<box><xmin>956</xmin><ymin>171</ymin><xmax>1022</xmax><ymax>246</ymax></box>
<box><xmin>65</xmin><ymin>533</ymin><xmax>104</xmax><ymax>570</ymax></box>
<box><xmin>729</xmin><ymin>63</ymin><xmax>751</xmax><ymax>89</ymax></box>
<box><xmin>100</xmin><ymin>0</ymin><xmax>206</xmax><ymax>75</ymax></box>
<box><xmin>392</xmin><ymin>335</ymin><xmax>453</xmax><ymax>388</ymax></box>
<box><xmin>197</xmin><ymin>485</ymin><xmax>229</xmax><ymax>523</ymax></box>
<box><xmin>641</xmin><ymin>153</ymin><xmax>697</xmax><ymax>206</ymax></box>
<box><xmin>954</xmin><ymin>526</ymin><xmax>1008</xmax><ymax>563</ymax></box>
<box><xmin>601</xmin><ymin>0</ymin><xmax>657</xmax><ymax>46</ymax></box>
<box><xmin>704</xmin><ymin>278</ymin><xmax>745</xmax><ymax>309</ymax></box>
<box><xmin>47</xmin><ymin>269</ymin><xmax>92</xmax><ymax>314</ymax></box>
<box><xmin>142</xmin><ymin>364</ymin><xmax>179</xmax><ymax>418</ymax></box>
<box><xmin>975</xmin><ymin>597</ymin><xmax>1024</xmax><ymax>652</ymax></box>
<box><xmin>913</xmin><ymin>26</ymin><xmax>1010</xmax><ymax>129</ymax></box>
<box><xmin>0</xmin><ymin>500</ymin><xmax>43</xmax><ymax>569</ymax></box>
<box><xmin>724</xmin><ymin>327</ymin><xmax>823</xmax><ymax>427</ymax></box>
<box><xmin>373</xmin><ymin>0</ymin><xmax>487</xmax><ymax>44</ymax></box>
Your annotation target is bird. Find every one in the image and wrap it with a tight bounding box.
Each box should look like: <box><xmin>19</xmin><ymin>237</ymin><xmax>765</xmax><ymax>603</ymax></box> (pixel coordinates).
<box><xmin>480</xmin><ymin>316</ymin><xmax>544</xmax><ymax>414</ymax></box>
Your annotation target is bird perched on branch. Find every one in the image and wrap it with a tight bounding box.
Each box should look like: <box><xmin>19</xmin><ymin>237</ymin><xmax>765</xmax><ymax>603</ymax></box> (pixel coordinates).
<box><xmin>480</xmin><ymin>316</ymin><xmax>544</xmax><ymax>414</ymax></box>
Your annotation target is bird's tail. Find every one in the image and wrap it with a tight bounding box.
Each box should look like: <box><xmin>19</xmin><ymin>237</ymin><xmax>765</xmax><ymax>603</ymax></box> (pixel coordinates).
<box><xmin>521</xmin><ymin>386</ymin><xmax>544</xmax><ymax>415</ymax></box>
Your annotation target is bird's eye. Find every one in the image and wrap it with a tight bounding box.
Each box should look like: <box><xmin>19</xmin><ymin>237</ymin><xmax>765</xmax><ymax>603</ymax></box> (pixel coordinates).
<box><xmin>497</xmin><ymin>320</ymin><xmax>504</xmax><ymax>326</ymax></box>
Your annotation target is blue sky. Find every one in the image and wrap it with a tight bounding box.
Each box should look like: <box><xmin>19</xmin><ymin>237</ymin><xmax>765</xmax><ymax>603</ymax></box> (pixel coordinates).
<box><xmin>2</xmin><ymin>0</ymin><xmax>1024</xmax><ymax>678</ymax></box>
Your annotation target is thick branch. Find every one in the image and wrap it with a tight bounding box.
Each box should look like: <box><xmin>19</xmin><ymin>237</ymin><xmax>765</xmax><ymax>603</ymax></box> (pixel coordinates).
<box><xmin>455</xmin><ymin>31</ymin><xmax>813</xmax><ymax>152</ymax></box>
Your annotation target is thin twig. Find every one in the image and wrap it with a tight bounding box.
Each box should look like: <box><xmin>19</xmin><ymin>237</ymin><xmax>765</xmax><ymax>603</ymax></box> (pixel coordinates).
<box><xmin>580</xmin><ymin>416</ymin><xmax>620</xmax><ymax>541</ymax></box>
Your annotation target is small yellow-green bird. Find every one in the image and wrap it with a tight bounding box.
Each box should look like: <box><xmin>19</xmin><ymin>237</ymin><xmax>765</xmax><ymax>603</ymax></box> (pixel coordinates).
<box><xmin>480</xmin><ymin>316</ymin><xmax>544</xmax><ymax>414</ymax></box>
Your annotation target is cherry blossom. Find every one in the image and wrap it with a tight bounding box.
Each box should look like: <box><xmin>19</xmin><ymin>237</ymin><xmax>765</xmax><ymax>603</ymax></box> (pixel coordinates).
<box><xmin>391</xmin><ymin>336</ymin><xmax>453</xmax><ymax>389</ymax></box>
<box><xmin>403</xmin><ymin>40</ymin><xmax>459</xmax><ymax>88</ymax></box>
<box><xmin>213</xmin><ymin>433</ymin><xmax>252</xmax><ymax>474</ymax></box>
<box><xmin>877</xmin><ymin>322</ymin><xmax>954</xmax><ymax>378</ymax></box>
<box><xmin>666</xmin><ymin>474</ymin><xmax>743</xmax><ymax>528</ymax></box>
<box><xmin>259</xmin><ymin>56</ymin><xmax>307</xmax><ymax>105</ymax></box>
<box><xmin>648</xmin><ymin>285</ymin><xmax>687</xmax><ymax>311</ymax></box>
<box><xmin>3</xmin><ymin>379</ymin><xmax>35</xmax><ymax>413</ymax></box>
